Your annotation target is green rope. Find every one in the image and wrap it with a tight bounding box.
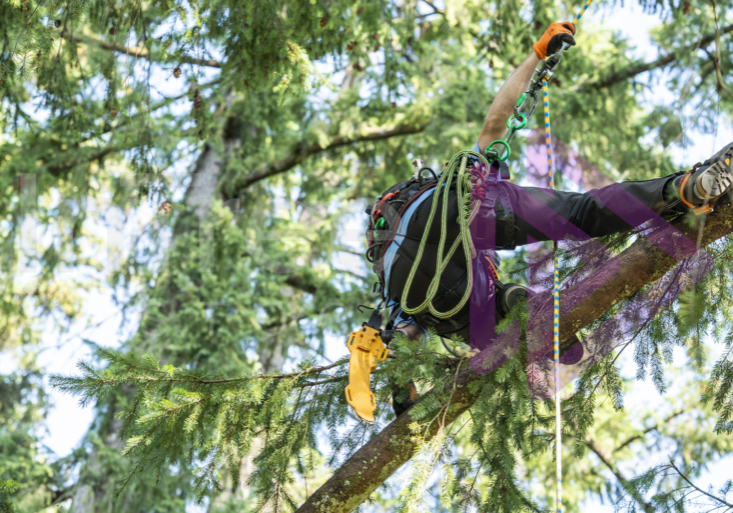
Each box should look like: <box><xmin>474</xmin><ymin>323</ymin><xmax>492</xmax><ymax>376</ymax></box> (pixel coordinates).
<box><xmin>401</xmin><ymin>150</ymin><xmax>489</xmax><ymax>319</ymax></box>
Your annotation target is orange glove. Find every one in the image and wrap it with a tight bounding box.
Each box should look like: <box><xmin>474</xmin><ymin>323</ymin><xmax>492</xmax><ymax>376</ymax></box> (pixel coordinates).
<box><xmin>533</xmin><ymin>22</ymin><xmax>576</xmax><ymax>60</ymax></box>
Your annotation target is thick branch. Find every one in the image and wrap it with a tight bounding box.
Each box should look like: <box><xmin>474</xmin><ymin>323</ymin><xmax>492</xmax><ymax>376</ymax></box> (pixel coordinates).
<box><xmin>224</xmin><ymin>121</ymin><xmax>430</xmax><ymax>197</ymax></box>
<box><xmin>578</xmin><ymin>23</ymin><xmax>733</xmax><ymax>91</ymax></box>
<box><xmin>295</xmin><ymin>198</ymin><xmax>733</xmax><ymax>513</ymax></box>
<box><xmin>46</xmin><ymin>145</ymin><xmax>125</xmax><ymax>176</ymax></box>
<box><xmin>61</xmin><ymin>31</ymin><xmax>222</xmax><ymax>68</ymax></box>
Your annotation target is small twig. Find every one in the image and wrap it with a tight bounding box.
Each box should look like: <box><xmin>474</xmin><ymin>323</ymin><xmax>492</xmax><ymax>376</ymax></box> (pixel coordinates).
<box><xmin>709</xmin><ymin>0</ymin><xmax>733</xmax><ymax>101</ymax></box>
<box><xmin>186</xmin><ymin>361</ymin><xmax>345</xmax><ymax>384</ymax></box>
<box><xmin>613</xmin><ymin>410</ymin><xmax>685</xmax><ymax>453</ymax></box>
<box><xmin>668</xmin><ymin>458</ymin><xmax>733</xmax><ymax>508</ymax></box>
<box><xmin>298</xmin><ymin>376</ymin><xmax>346</xmax><ymax>388</ymax></box>
<box><xmin>420</xmin><ymin>0</ymin><xmax>444</xmax><ymax>15</ymax></box>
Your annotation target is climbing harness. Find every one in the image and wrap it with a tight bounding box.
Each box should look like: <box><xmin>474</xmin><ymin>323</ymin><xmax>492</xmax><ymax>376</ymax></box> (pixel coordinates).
<box><xmin>364</xmin><ymin>161</ymin><xmax>440</xmax><ymax>294</ymax></box>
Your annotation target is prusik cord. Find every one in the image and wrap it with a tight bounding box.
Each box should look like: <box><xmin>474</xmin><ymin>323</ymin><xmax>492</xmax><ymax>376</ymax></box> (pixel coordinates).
<box><xmin>400</xmin><ymin>151</ymin><xmax>489</xmax><ymax>319</ymax></box>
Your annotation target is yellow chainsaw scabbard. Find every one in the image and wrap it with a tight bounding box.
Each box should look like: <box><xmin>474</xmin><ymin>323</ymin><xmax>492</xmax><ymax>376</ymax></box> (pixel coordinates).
<box><xmin>345</xmin><ymin>326</ymin><xmax>388</xmax><ymax>423</ymax></box>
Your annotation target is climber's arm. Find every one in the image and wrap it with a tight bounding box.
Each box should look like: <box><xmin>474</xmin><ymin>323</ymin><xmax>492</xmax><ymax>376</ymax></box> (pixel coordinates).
<box><xmin>475</xmin><ymin>22</ymin><xmax>577</xmax><ymax>154</ymax></box>
<box><xmin>476</xmin><ymin>52</ymin><xmax>540</xmax><ymax>154</ymax></box>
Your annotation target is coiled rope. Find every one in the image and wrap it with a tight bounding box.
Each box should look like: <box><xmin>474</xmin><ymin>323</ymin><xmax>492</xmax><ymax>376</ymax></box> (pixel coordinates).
<box><xmin>400</xmin><ymin>151</ymin><xmax>489</xmax><ymax>319</ymax></box>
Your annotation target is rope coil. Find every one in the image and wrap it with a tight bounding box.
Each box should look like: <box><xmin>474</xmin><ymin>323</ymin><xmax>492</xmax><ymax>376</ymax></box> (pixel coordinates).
<box><xmin>400</xmin><ymin>151</ymin><xmax>489</xmax><ymax>319</ymax></box>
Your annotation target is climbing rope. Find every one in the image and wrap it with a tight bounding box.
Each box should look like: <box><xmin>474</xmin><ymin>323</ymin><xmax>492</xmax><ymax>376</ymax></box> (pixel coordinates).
<box><xmin>549</xmin><ymin>3</ymin><xmax>593</xmax><ymax>512</ymax></box>
<box><xmin>401</xmin><ymin>7</ymin><xmax>595</xmax><ymax>510</ymax></box>
<box><xmin>573</xmin><ymin>0</ymin><xmax>593</xmax><ymax>26</ymax></box>
<box><xmin>544</xmin><ymin>78</ymin><xmax>564</xmax><ymax>513</ymax></box>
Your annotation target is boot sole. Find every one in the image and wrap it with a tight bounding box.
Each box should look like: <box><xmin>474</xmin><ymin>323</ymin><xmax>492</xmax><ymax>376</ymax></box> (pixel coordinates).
<box><xmin>698</xmin><ymin>157</ymin><xmax>733</xmax><ymax>199</ymax></box>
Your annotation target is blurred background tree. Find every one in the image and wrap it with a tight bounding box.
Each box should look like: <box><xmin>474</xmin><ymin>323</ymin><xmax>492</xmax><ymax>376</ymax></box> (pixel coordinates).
<box><xmin>2</xmin><ymin>0</ymin><xmax>733</xmax><ymax>511</ymax></box>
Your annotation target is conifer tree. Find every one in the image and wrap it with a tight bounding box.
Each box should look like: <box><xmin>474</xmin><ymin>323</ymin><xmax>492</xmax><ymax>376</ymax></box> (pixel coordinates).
<box><xmin>2</xmin><ymin>0</ymin><xmax>733</xmax><ymax>511</ymax></box>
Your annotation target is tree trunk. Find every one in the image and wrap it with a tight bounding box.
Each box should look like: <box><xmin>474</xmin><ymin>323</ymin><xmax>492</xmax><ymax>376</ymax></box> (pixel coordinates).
<box><xmin>70</xmin><ymin>142</ymin><xmax>227</xmax><ymax>513</ymax></box>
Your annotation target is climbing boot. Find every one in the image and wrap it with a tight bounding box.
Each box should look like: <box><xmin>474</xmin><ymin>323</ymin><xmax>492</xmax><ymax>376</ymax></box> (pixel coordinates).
<box><xmin>672</xmin><ymin>144</ymin><xmax>733</xmax><ymax>214</ymax></box>
<box><xmin>392</xmin><ymin>381</ymin><xmax>417</xmax><ymax>417</ymax></box>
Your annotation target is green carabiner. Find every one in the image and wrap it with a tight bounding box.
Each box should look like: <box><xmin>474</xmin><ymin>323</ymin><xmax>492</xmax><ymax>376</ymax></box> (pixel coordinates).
<box><xmin>484</xmin><ymin>140</ymin><xmax>511</xmax><ymax>162</ymax></box>
<box><xmin>507</xmin><ymin>112</ymin><xmax>527</xmax><ymax>130</ymax></box>
<box><xmin>515</xmin><ymin>92</ymin><xmax>527</xmax><ymax>108</ymax></box>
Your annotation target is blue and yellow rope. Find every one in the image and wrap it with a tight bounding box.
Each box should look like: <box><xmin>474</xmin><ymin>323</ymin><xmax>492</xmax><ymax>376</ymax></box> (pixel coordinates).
<box><xmin>543</xmin><ymin>79</ymin><xmax>563</xmax><ymax>513</ymax></box>
<box><xmin>546</xmin><ymin>2</ymin><xmax>593</xmax><ymax>512</ymax></box>
<box><xmin>573</xmin><ymin>0</ymin><xmax>594</xmax><ymax>26</ymax></box>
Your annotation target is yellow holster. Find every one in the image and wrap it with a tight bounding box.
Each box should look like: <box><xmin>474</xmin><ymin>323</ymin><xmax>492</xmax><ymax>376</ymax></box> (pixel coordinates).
<box><xmin>345</xmin><ymin>326</ymin><xmax>388</xmax><ymax>423</ymax></box>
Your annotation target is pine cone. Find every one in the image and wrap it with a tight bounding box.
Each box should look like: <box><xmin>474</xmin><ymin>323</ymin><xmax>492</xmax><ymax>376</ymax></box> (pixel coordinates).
<box><xmin>683</xmin><ymin>0</ymin><xmax>691</xmax><ymax>14</ymax></box>
<box><xmin>158</xmin><ymin>202</ymin><xmax>172</xmax><ymax>215</ymax></box>
<box><xmin>193</xmin><ymin>94</ymin><xmax>203</xmax><ymax>109</ymax></box>
<box><xmin>173</xmin><ymin>66</ymin><xmax>181</xmax><ymax>78</ymax></box>
<box><xmin>109</xmin><ymin>27</ymin><xmax>116</xmax><ymax>35</ymax></box>
<box><xmin>110</xmin><ymin>107</ymin><xmax>118</xmax><ymax>119</ymax></box>
<box><xmin>320</xmin><ymin>15</ymin><xmax>329</xmax><ymax>28</ymax></box>
<box><xmin>54</xmin><ymin>19</ymin><xmax>61</xmax><ymax>28</ymax></box>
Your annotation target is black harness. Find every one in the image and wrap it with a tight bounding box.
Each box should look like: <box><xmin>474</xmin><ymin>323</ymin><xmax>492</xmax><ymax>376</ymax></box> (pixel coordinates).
<box><xmin>365</xmin><ymin>157</ymin><xmax>518</xmax><ymax>340</ymax></box>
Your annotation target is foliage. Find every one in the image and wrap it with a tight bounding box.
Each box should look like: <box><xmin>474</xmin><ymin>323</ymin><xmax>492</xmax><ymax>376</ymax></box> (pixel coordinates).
<box><xmin>0</xmin><ymin>473</ymin><xmax>18</xmax><ymax>513</ymax></box>
<box><xmin>2</xmin><ymin>0</ymin><xmax>733</xmax><ymax>511</ymax></box>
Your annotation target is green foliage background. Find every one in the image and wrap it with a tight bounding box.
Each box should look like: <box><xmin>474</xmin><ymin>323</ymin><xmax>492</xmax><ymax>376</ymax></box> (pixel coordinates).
<box><xmin>1</xmin><ymin>0</ymin><xmax>733</xmax><ymax>511</ymax></box>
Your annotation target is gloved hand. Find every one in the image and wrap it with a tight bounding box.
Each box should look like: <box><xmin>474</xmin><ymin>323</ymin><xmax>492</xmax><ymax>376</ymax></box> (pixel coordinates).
<box><xmin>533</xmin><ymin>22</ymin><xmax>576</xmax><ymax>60</ymax></box>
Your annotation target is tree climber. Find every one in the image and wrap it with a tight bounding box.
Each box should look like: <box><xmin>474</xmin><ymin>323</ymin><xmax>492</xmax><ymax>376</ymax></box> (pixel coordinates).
<box><xmin>363</xmin><ymin>21</ymin><xmax>733</xmax><ymax>418</ymax></box>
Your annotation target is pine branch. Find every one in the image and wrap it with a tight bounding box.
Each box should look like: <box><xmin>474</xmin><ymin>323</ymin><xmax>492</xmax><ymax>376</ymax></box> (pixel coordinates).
<box><xmin>60</xmin><ymin>30</ymin><xmax>222</xmax><ymax>68</ymax></box>
<box><xmin>295</xmin><ymin>198</ymin><xmax>733</xmax><ymax>512</ymax></box>
<box><xmin>77</xmin><ymin>78</ymin><xmax>221</xmax><ymax>144</ymax></box>
<box><xmin>668</xmin><ymin>458</ymin><xmax>733</xmax><ymax>508</ymax></box>
<box><xmin>46</xmin><ymin>145</ymin><xmax>127</xmax><ymax>176</ymax></box>
<box><xmin>613</xmin><ymin>410</ymin><xmax>685</xmax><ymax>453</ymax></box>
<box><xmin>223</xmin><ymin>121</ymin><xmax>430</xmax><ymax>197</ymax></box>
<box><xmin>51</xmin><ymin>351</ymin><xmax>344</xmax><ymax>390</ymax></box>
<box><xmin>585</xmin><ymin>435</ymin><xmax>654</xmax><ymax>512</ymax></box>
<box><xmin>577</xmin><ymin>23</ymin><xmax>733</xmax><ymax>91</ymax></box>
